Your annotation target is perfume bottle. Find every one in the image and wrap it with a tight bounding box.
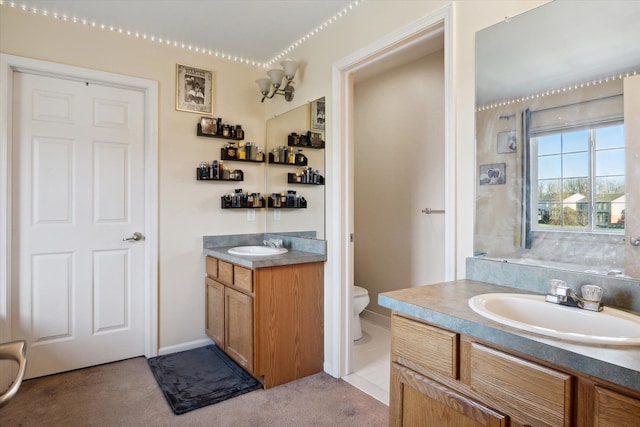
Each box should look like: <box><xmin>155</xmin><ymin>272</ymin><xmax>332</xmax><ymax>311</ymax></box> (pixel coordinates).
<box><xmin>222</xmin><ymin>122</ymin><xmax>231</xmax><ymax>137</ymax></box>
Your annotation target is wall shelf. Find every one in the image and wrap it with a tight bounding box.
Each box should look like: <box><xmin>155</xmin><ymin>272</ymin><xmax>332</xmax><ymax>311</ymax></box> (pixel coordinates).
<box><xmin>268</xmin><ymin>152</ymin><xmax>308</xmax><ymax>166</ymax></box>
<box><xmin>220</xmin><ymin>148</ymin><xmax>265</xmax><ymax>163</ymax></box>
<box><xmin>287</xmin><ymin>131</ymin><xmax>325</xmax><ymax>149</ymax></box>
<box><xmin>221</xmin><ymin>196</ymin><xmax>265</xmax><ymax>209</ymax></box>
<box><xmin>196</xmin><ymin>168</ymin><xmax>243</xmax><ymax>181</ymax></box>
<box><xmin>197</xmin><ymin>123</ymin><xmax>244</xmax><ymax>140</ymax></box>
<box><xmin>287</xmin><ymin>173</ymin><xmax>324</xmax><ymax>185</ymax></box>
<box><xmin>267</xmin><ymin>196</ymin><xmax>307</xmax><ymax>209</ymax></box>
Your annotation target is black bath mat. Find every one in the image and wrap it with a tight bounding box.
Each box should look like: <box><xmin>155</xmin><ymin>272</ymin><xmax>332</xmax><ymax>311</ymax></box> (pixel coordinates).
<box><xmin>147</xmin><ymin>345</ymin><xmax>262</xmax><ymax>415</ymax></box>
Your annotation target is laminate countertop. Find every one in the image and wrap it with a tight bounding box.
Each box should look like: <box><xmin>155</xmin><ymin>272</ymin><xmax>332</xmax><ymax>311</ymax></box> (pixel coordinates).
<box><xmin>203</xmin><ymin>246</ymin><xmax>326</xmax><ymax>269</ymax></box>
<box><xmin>379</xmin><ymin>279</ymin><xmax>640</xmax><ymax>393</ymax></box>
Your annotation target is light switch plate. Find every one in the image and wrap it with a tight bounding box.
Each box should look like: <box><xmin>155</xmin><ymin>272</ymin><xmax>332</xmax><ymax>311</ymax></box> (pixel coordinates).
<box><xmin>274</xmin><ymin>209</ymin><xmax>281</xmax><ymax>220</ymax></box>
<box><xmin>247</xmin><ymin>209</ymin><xmax>256</xmax><ymax>222</ymax></box>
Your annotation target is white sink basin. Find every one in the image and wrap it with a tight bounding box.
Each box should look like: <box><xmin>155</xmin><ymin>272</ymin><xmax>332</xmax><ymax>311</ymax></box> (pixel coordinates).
<box><xmin>227</xmin><ymin>246</ymin><xmax>288</xmax><ymax>256</ymax></box>
<box><xmin>468</xmin><ymin>293</ymin><xmax>640</xmax><ymax>345</ymax></box>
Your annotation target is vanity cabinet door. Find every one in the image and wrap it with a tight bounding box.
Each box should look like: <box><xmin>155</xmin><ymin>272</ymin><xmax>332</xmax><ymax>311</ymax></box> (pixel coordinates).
<box><xmin>469</xmin><ymin>342</ymin><xmax>572</xmax><ymax>427</ymax></box>
<box><xmin>390</xmin><ymin>363</ymin><xmax>507</xmax><ymax>427</ymax></box>
<box><xmin>593</xmin><ymin>386</ymin><xmax>640</xmax><ymax>426</ymax></box>
<box><xmin>225</xmin><ymin>286</ymin><xmax>254</xmax><ymax>372</ymax></box>
<box><xmin>205</xmin><ymin>278</ymin><xmax>225</xmax><ymax>348</ymax></box>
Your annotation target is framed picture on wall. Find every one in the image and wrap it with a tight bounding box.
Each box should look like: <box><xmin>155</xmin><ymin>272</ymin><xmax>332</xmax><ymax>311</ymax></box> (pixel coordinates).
<box><xmin>310</xmin><ymin>97</ymin><xmax>325</xmax><ymax>131</ymax></box>
<box><xmin>176</xmin><ymin>64</ymin><xmax>214</xmax><ymax>114</ymax></box>
<box><xmin>497</xmin><ymin>130</ymin><xmax>517</xmax><ymax>154</ymax></box>
<box><xmin>479</xmin><ymin>163</ymin><xmax>506</xmax><ymax>185</ymax></box>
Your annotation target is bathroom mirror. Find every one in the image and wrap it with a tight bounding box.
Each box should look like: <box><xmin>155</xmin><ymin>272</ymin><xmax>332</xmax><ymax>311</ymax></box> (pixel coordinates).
<box><xmin>475</xmin><ymin>1</ymin><xmax>640</xmax><ymax>279</ymax></box>
<box><xmin>265</xmin><ymin>98</ymin><xmax>326</xmax><ymax>239</ymax></box>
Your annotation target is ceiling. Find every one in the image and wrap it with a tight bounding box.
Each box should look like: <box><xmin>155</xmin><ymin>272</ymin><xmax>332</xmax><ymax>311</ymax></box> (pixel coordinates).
<box><xmin>12</xmin><ymin>0</ymin><xmax>357</xmax><ymax>66</ymax></box>
<box><xmin>476</xmin><ymin>0</ymin><xmax>640</xmax><ymax>107</ymax></box>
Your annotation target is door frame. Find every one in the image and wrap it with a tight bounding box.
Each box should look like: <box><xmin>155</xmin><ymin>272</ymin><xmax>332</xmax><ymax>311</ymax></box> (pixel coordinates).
<box><xmin>0</xmin><ymin>54</ymin><xmax>159</xmax><ymax>377</ymax></box>
<box><xmin>325</xmin><ymin>4</ymin><xmax>455</xmax><ymax>378</ymax></box>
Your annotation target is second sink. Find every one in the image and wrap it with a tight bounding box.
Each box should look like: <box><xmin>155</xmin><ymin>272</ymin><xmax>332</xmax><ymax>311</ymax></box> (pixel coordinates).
<box><xmin>227</xmin><ymin>246</ymin><xmax>288</xmax><ymax>256</ymax></box>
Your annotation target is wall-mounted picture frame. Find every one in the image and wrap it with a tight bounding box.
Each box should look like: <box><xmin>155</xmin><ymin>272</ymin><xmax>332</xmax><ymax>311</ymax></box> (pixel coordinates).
<box><xmin>497</xmin><ymin>130</ymin><xmax>517</xmax><ymax>154</ymax></box>
<box><xmin>176</xmin><ymin>64</ymin><xmax>214</xmax><ymax>114</ymax></box>
<box><xmin>479</xmin><ymin>163</ymin><xmax>506</xmax><ymax>185</ymax></box>
<box><xmin>310</xmin><ymin>97</ymin><xmax>325</xmax><ymax>131</ymax></box>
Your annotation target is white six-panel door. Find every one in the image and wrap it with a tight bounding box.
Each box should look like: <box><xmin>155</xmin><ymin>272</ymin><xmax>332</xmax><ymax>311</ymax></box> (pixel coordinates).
<box><xmin>11</xmin><ymin>72</ymin><xmax>146</xmax><ymax>379</ymax></box>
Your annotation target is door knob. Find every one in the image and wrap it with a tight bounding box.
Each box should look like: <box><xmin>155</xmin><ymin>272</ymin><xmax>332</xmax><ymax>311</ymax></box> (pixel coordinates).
<box><xmin>122</xmin><ymin>232</ymin><xmax>144</xmax><ymax>242</ymax></box>
<box><xmin>630</xmin><ymin>236</ymin><xmax>640</xmax><ymax>247</ymax></box>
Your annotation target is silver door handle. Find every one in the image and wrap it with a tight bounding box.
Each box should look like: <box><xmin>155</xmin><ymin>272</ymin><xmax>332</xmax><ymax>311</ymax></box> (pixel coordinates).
<box><xmin>421</xmin><ymin>208</ymin><xmax>445</xmax><ymax>214</ymax></box>
<box><xmin>122</xmin><ymin>232</ymin><xmax>144</xmax><ymax>242</ymax></box>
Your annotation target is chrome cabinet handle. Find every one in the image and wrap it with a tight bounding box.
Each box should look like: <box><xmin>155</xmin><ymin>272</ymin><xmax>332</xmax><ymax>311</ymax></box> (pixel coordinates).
<box><xmin>122</xmin><ymin>232</ymin><xmax>144</xmax><ymax>242</ymax></box>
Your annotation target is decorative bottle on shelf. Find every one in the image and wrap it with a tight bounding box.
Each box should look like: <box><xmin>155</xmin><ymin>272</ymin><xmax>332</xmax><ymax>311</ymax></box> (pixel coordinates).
<box><xmin>235</xmin><ymin>125</ymin><xmax>244</xmax><ymax>139</ymax></box>
<box><xmin>226</xmin><ymin>142</ymin><xmax>237</xmax><ymax>158</ymax></box>
<box><xmin>222</xmin><ymin>122</ymin><xmax>231</xmax><ymax>137</ymax></box>
<box><xmin>199</xmin><ymin>162</ymin><xmax>209</xmax><ymax>180</ymax></box>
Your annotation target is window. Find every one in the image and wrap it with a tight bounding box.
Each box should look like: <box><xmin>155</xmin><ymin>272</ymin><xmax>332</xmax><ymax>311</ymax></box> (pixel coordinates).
<box><xmin>532</xmin><ymin>123</ymin><xmax>625</xmax><ymax>232</ymax></box>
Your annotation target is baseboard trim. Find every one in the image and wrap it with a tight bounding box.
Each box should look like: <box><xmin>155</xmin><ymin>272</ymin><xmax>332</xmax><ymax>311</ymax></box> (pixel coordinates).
<box><xmin>360</xmin><ymin>309</ymin><xmax>390</xmax><ymax>329</ymax></box>
<box><xmin>156</xmin><ymin>338</ymin><xmax>214</xmax><ymax>357</ymax></box>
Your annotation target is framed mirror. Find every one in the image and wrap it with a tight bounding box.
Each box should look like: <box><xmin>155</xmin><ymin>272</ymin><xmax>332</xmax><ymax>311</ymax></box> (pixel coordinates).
<box><xmin>265</xmin><ymin>98</ymin><xmax>326</xmax><ymax>239</ymax></box>
<box><xmin>475</xmin><ymin>1</ymin><xmax>640</xmax><ymax>278</ymax></box>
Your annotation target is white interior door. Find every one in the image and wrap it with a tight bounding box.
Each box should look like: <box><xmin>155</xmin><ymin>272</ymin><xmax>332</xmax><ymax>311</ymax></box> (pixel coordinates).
<box><xmin>11</xmin><ymin>71</ymin><xmax>146</xmax><ymax>379</ymax></box>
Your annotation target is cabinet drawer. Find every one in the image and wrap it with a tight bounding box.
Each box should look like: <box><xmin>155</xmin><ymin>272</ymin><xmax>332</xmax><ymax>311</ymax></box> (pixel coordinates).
<box><xmin>594</xmin><ymin>386</ymin><xmax>640</xmax><ymax>426</ymax></box>
<box><xmin>234</xmin><ymin>265</ymin><xmax>253</xmax><ymax>294</ymax></box>
<box><xmin>218</xmin><ymin>260</ymin><xmax>233</xmax><ymax>284</ymax></box>
<box><xmin>205</xmin><ymin>256</ymin><xmax>218</xmax><ymax>278</ymax></box>
<box><xmin>392</xmin><ymin>314</ymin><xmax>458</xmax><ymax>379</ymax></box>
<box><xmin>469</xmin><ymin>342</ymin><xmax>572</xmax><ymax>427</ymax></box>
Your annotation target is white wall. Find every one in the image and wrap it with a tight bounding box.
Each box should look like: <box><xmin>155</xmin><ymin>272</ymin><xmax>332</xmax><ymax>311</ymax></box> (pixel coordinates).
<box><xmin>624</xmin><ymin>74</ymin><xmax>640</xmax><ymax>278</ymax></box>
<box><xmin>354</xmin><ymin>51</ymin><xmax>445</xmax><ymax>317</ymax></box>
<box><xmin>0</xmin><ymin>0</ymin><xmax>550</xmax><ymax>354</ymax></box>
<box><xmin>0</xmin><ymin>6</ymin><xmax>266</xmax><ymax>350</ymax></box>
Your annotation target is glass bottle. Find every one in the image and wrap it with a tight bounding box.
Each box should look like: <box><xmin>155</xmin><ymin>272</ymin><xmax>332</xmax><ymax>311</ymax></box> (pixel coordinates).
<box><xmin>235</xmin><ymin>125</ymin><xmax>244</xmax><ymax>140</ymax></box>
<box><xmin>222</xmin><ymin>122</ymin><xmax>231</xmax><ymax>137</ymax></box>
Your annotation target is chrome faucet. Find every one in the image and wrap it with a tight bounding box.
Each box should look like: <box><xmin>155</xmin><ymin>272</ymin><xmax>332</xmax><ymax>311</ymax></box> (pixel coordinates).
<box><xmin>263</xmin><ymin>238</ymin><xmax>283</xmax><ymax>249</ymax></box>
<box><xmin>545</xmin><ymin>280</ymin><xmax>603</xmax><ymax>312</ymax></box>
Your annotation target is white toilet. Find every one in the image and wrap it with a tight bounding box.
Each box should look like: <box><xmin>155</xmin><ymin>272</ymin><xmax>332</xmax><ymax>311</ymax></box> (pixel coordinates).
<box><xmin>353</xmin><ymin>285</ymin><xmax>370</xmax><ymax>341</ymax></box>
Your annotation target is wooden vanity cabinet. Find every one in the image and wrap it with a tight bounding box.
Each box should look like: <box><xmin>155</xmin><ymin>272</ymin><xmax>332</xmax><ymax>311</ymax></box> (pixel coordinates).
<box><xmin>205</xmin><ymin>256</ymin><xmax>324</xmax><ymax>388</ymax></box>
<box><xmin>390</xmin><ymin>313</ymin><xmax>640</xmax><ymax>427</ymax></box>
<box><xmin>206</xmin><ymin>259</ymin><xmax>254</xmax><ymax>371</ymax></box>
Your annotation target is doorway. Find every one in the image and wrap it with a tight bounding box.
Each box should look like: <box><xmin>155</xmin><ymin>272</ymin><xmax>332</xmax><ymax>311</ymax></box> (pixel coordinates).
<box><xmin>0</xmin><ymin>54</ymin><xmax>159</xmax><ymax>383</ymax></box>
<box><xmin>325</xmin><ymin>5</ymin><xmax>455</xmax><ymax>383</ymax></box>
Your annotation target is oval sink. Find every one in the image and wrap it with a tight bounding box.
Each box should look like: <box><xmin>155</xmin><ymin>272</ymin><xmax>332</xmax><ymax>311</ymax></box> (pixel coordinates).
<box><xmin>468</xmin><ymin>293</ymin><xmax>640</xmax><ymax>345</ymax></box>
<box><xmin>227</xmin><ymin>246</ymin><xmax>288</xmax><ymax>256</ymax></box>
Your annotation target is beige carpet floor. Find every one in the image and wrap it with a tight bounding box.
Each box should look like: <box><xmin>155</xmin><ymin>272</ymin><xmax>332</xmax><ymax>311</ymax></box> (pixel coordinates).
<box><xmin>2</xmin><ymin>356</ymin><xmax>389</xmax><ymax>426</ymax></box>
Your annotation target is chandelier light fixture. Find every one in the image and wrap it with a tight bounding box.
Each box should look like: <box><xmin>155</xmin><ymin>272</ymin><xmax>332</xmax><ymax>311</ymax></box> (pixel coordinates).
<box><xmin>256</xmin><ymin>60</ymin><xmax>299</xmax><ymax>102</ymax></box>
